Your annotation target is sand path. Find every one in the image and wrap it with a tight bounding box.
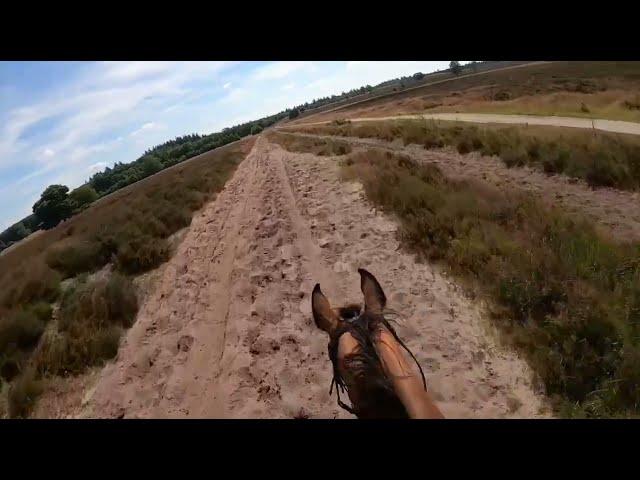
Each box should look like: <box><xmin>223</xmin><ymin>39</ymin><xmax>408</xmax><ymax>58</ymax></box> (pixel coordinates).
<box><xmin>77</xmin><ymin>136</ymin><xmax>548</xmax><ymax>418</ymax></box>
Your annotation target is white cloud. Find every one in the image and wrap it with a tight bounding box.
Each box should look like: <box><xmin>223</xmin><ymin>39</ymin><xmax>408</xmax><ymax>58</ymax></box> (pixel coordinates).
<box><xmin>11</xmin><ymin>136</ymin><xmax>126</xmax><ymax>189</ymax></box>
<box><xmin>251</xmin><ymin>61</ymin><xmax>315</xmax><ymax>81</ymax></box>
<box><xmin>130</xmin><ymin>122</ymin><xmax>158</xmax><ymax>137</ymax></box>
<box><xmin>0</xmin><ymin>61</ymin><xmax>234</xmax><ymax>173</ymax></box>
<box><xmin>87</xmin><ymin>161</ymin><xmax>108</xmax><ymax>174</ymax></box>
<box><xmin>223</xmin><ymin>82</ymin><xmax>232</xmax><ymax>89</ymax></box>
<box><xmin>303</xmin><ymin>61</ymin><xmax>451</xmax><ymax>100</ymax></box>
<box><xmin>0</xmin><ymin>61</ymin><xmax>243</xmax><ymax>229</ymax></box>
<box><xmin>281</xmin><ymin>83</ymin><xmax>295</xmax><ymax>91</ymax></box>
<box><xmin>100</xmin><ymin>61</ymin><xmax>176</xmax><ymax>83</ymax></box>
<box><xmin>219</xmin><ymin>88</ymin><xmax>247</xmax><ymax>104</ymax></box>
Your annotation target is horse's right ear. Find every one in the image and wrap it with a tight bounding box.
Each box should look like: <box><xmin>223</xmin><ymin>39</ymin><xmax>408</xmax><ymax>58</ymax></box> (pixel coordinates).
<box><xmin>358</xmin><ymin>268</ymin><xmax>387</xmax><ymax>314</ymax></box>
<box><xmin>312</xmin><ymin>284</ymin><xmax>340</xmax><ymax>335</ymax></box>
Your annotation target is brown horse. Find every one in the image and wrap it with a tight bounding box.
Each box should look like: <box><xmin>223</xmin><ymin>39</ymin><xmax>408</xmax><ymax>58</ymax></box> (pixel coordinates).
<box><xmin>312</xmin><ymin>268</ymin><xmax>444</xmax><ymax>419</ymax></box>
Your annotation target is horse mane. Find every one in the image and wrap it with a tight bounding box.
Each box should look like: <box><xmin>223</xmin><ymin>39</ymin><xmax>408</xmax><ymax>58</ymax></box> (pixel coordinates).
<box><xmin>327</xmin><ymin>309</ymin><xmax>426</xmax><ymax>418</ymax></box>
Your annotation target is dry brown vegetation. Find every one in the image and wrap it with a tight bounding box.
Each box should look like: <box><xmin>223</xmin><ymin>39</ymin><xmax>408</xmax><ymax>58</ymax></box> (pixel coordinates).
<box><xmin>264</xmin><ymin>131</ymin><xmax>352</xmax><ymax>156</ymax></box>
<box><xmin>269</xmin><ymin>131</ymin><xmax>640</xmax><ymax>418</ymax></box>
<box><xmin>298</xmin><ymin>62</ymin><xmax>640</xmax><ymax>124</ymax></box>
<box><xmin>294</xmin><ymin>119</ymin><xmax>640</xmax><ymax>191</ymax></box>
<box><xmin>0</xmin><ymin>138</ymin><xmax>254</xmax><ymax>417</ymax></box>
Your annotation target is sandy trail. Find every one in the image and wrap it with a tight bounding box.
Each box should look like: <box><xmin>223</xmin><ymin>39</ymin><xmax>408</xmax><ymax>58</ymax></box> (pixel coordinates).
<box><xmin>77</xmin><ymin>135</ymin><xmax>548</xmax><ymax>419</ymax></box>
<box><xmin>292</xmin><ymin>113</ymin><xmax>640</xmax><ymax>136</ymax></box>
<box><xmin>287</xmin><ymin>132</ymin><xmax>640</xmax><ymax>242</ymax></box>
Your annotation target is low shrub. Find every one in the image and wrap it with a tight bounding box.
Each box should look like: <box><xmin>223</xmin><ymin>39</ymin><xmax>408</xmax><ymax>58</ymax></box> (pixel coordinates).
<box><xmin>37</xmin><ymin>273</ymin><xmax>137</xmax><ymax>376</ymax></box>
<box><xmin>0</xmin><ymin>309</ymin><xmax>45</xmax><ymax>353</ymax></box>
<box><xmin>7</xmin><ymin>366</ymin><xmax>42</xmax><ymax>418</ymax></box>
<box><xmin>115</xmin><ymin>234</ymin><xmax>169</xmax><ymax>274</ymax></box>
<box><xmin>298</xmin><ymin>119</ymin><xmax>640</xmax><ymax>191</ymax></box>
<box><xmin>45</xmin><ymin>240</ymin><xmax>110</xmax><ymax>278</ymax></box>
<box><xmin>340</xmin><ymin>147</ymin><xmax>640</xmax><ymax>417</ymax></box>
<box><xmin>1</xmin><ymin>262</ymin><xmax>60</xmax><ymax>309</ymax></box>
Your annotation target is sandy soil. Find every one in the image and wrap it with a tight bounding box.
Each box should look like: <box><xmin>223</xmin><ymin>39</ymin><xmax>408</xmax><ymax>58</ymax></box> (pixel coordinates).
<box><xmin>287</xmin><ymin>132</ymin><xmax>640</xmax><ymax>242</ymax></box>
<box><xmin>61</xmin><ymin>136</ymin><xmax>550</xmax><ymax>419</ymax></box>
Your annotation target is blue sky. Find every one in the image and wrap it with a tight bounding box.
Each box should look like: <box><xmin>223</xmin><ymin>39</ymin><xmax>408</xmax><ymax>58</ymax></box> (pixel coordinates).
<box><xmin>0</xmin><ymin>61</ymin><xmax>453</xmax><ymax>230</ymax></box>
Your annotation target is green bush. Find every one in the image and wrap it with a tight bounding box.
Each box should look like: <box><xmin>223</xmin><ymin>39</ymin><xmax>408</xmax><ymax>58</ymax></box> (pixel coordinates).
<box><xmin>32</xmin><ymin>184</ymin><xmax>74</xmax><ymax>229</ymax></box>
<box><xmin>289</xmin><ymin>108</ymin><xmax>300</xmax><ymax>119</ymax></box>
<box><xmin>69</xmin><ymin>185</ymin><xmax>99</xmax><ymax>211</ymax></box>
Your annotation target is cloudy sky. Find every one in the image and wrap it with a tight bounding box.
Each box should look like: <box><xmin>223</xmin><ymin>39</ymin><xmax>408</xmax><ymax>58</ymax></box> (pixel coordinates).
<box><xmin>0</xmin><ymin>61</ymin><xmax>453</xmax><ymax>230</ymax></box>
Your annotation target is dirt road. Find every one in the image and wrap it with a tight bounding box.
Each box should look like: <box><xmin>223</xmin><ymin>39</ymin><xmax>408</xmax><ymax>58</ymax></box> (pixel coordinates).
<box><xmin>292</xmin><ymin>113</ymin><xmax>640</xmax><ymax>136</ymax></box>
<box><xmin>75</xmin><ymin>136</ymin><xmax>548</xmax><ymax>419</ymax></box>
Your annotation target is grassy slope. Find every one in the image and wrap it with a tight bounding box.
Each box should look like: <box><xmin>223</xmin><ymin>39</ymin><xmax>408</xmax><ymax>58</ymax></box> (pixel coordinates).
<box><xmin>303</xmin><ymin>62</ymin><xmax>640</xmax><ymax>124</ymax></box>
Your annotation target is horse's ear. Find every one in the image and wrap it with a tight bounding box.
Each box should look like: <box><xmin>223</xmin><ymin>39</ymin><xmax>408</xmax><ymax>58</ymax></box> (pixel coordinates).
<box><xmin>358</xmin><ymin>268</ymin><xmax>386</xmax><ymax>314</ymax></box>
<box><xmin>312</xmin><ymin>284</ymin><xmax>340</xmax><ymax>335</ymax></box>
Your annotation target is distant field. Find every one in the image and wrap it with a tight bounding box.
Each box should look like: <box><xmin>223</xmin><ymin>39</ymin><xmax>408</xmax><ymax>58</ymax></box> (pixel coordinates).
<box><xmin>0</xmin><ymin>138</ymin><xmax>254</xmax><ymax>418</ymax></box>
<box><xmin>292</xmin><ymin>118</ymin><xmax>640</xmax><ymax>191</ymax></box>
<box><xmin>289</xmin><ymin>61</ymin><xmax>530</xmax><ymax>123</ymax></box>
<box><xmin>295</xmin><ymin>62</ymin><xmax>640</xmax><ymax>124</ymax></box>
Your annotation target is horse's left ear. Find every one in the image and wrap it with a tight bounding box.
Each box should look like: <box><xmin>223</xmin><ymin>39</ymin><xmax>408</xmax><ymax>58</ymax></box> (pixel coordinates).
<box><xmin>312</xmin><ymin>284</ymin><xmax>340</xmax><ymax>335</ymax></box>
<box><xmin>358</xmin><ymin>268</ymin><xmax>386</xmax><ymax>314</ymax></box>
